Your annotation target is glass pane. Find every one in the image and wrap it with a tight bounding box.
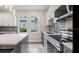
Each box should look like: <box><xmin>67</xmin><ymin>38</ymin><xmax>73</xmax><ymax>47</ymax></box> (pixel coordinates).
<box><xmin>19</xmin><ymin>16</ymin><xmax>27</xmax><ymax>32</ymax></box>
<box><xmin>30</xmin><ymin>17</ymin><xmax>39</xmax><ymax>32</ymax></box>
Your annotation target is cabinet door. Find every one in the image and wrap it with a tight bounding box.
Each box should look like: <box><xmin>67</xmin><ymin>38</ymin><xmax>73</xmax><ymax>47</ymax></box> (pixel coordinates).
<box><xmin>8</xmin><ymin>15</ymin><xmax>15</xmax><ymax>26</ymax></box>
<box><xmin>1</xmin><ymin>14</ymin><xmax>16</xmax><ymax>26</ymax></box>
<box><xmin>8</xmin><ymin>15</ymin><xmax>16</xmax><ymax>26</ymax></box>
<box><xmin>2</xmin><ymin>14</ymin><xmax>9</xmax><ymax>26</ymax></box>
<box><xmin>0</xmin><ymin>14</ymin><xmax>2</xmax><ymax>26</ymax></box>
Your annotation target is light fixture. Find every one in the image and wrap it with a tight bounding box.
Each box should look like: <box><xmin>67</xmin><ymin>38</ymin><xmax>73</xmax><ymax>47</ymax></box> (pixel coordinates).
<box><xmin>4</xmin><ymin>5</ymin><xmax>9</xmax><ymax>9</ymax></box>
<box><xmin>9</xmin><ymin>5</ymin><xmax>13</xmax><ymax>12</ymax></box>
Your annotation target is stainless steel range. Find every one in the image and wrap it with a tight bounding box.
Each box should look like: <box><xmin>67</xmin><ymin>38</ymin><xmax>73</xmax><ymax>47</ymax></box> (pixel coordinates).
<box><xmin>44</xmin><ymin>28</ymin><xmax>73</xmax><ymax>52</ymax></box>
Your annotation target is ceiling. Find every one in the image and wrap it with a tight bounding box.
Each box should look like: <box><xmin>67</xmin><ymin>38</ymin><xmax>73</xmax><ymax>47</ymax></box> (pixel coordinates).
<box><xmin>13</xmin><ymin>5</ymin><xmax>50</xmax><ymax>11</ymax></box>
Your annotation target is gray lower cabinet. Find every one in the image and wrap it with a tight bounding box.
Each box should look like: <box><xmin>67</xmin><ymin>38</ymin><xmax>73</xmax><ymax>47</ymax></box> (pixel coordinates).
<box><xmin>41</xmin><ymin>33</ymin><xmax>44</xmax><ymax>45</ymax></box>
<box><xmin>21</xmin><ymin>35</ymin><xmax>29</xmax><ymax>43</ymax></box>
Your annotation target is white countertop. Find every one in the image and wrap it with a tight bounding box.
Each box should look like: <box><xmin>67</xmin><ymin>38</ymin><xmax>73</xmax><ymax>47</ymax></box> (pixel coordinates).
<box><xmin>62</xmin><ymin>42</ymin><xmax>73</xmax><ymax>50</ymax></box>
<box><xmin>0</xmin><ymin>33</ymin><xmax>29</xmax><ymax>45</ymax></box>
<box><xmin>0</xmin><ymin>31</ymin><xmax>17</xmax><ymax>34</ymax></box>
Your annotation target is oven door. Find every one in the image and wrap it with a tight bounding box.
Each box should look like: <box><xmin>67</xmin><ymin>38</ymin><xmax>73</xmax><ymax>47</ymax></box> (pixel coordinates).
<box><xmin>47</xmin><ymin>36</ymin><xmax>61</xmax><ymax>52</ymax></box>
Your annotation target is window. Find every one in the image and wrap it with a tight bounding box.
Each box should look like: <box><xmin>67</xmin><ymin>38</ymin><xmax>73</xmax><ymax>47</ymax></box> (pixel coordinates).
<box><xmin>18</xmin><ymin>16</ymin><xmax>39</xmax><ymax>33</ymax></box>
<box><xmin>29</xmin><ymin>16</ymin><xmax>39</xmax><ymax>32</ymax></box>
<box><xmin>19</xmin><ymin>16</ymin><xmax>28</xmax><ymax>32</ymax></box>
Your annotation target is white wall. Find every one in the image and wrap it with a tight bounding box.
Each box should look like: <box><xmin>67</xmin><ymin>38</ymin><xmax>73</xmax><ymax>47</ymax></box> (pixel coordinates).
<box><xmin>16</xmin><ymin>10</ymin><xmax>47</xmax><ymax>42</ymax></box>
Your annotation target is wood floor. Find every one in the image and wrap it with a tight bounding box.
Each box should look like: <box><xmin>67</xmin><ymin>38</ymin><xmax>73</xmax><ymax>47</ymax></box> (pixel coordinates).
<box><xmin>21</xmin><ymin>43</ymin><xmax>59</xmax><ymax>53</ymax></box>
<box><xmin>21</xmin><ymin>43</ymin><xmax>47</xmax><ymax>53</ymax></box>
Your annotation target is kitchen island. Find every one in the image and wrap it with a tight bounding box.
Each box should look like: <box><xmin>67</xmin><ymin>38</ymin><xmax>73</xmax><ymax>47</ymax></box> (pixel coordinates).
<box><xmin>0</xmin><ymin>33</ymin><xmax>29</xmax><ymax>53</ymax></box>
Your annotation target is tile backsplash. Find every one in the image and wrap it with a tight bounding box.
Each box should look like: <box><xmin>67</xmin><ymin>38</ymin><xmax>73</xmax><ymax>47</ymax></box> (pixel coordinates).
<box><xmin>0</xmin><ymin>26</ymin><xmax>17</xmax><ymax>32</ymax></box>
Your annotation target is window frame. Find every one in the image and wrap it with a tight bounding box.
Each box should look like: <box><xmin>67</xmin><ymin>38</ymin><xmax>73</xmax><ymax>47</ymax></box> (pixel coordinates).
<box><xmin>29</xmin><ymin>16</ymin><xmax>40</xmax><ymax>33</ymax></box>
<box><xmin>18</xmin><ymin>16</ymin><xmax>29</xmax><ymax>33</ymax></box>
<box><xmin>17</xmin><ymin>16</ymin><xmax>40</xmax><ymax>33</ymax></box>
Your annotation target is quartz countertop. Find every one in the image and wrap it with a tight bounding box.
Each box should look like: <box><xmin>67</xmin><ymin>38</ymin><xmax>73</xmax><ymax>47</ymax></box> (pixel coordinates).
<box><xmin>62</xmin><ymin>42</ymin><xmax>73</xmax><ymax>50</ymax></box>
<box><xmin>0</xmin><ymin>33</ymin><xmax>29</xmax><ymax>45</ymax></box>
<box><xmin>0</xmin><ymin>31</ymin><xmax>17</xmax><ymax>34</ymax></box>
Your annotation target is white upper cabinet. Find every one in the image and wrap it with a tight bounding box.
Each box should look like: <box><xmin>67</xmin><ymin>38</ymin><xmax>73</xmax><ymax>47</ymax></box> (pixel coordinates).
<box><xmin>2</xmin><ymin>14</ymin><xmax>9</xmax><ymax>26</ymax></box>
<box><xmin>0</xmin><ymin>5</ymin><xmax>16</xmax><ymax>26</ymax></box>
<box><xmin>0</xmin><ymin>14</ymin><xmax>16</xmax><ymax>26</ymax></box>
<box><xmin>0</xmin><ymin>14</ymin><xmax>2</xmax><ymax>26</ymax></box>
<box><xmin>8</xmin><ymin>15</ymin><xmax>16</xmax><ymax>26</ymax></box>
